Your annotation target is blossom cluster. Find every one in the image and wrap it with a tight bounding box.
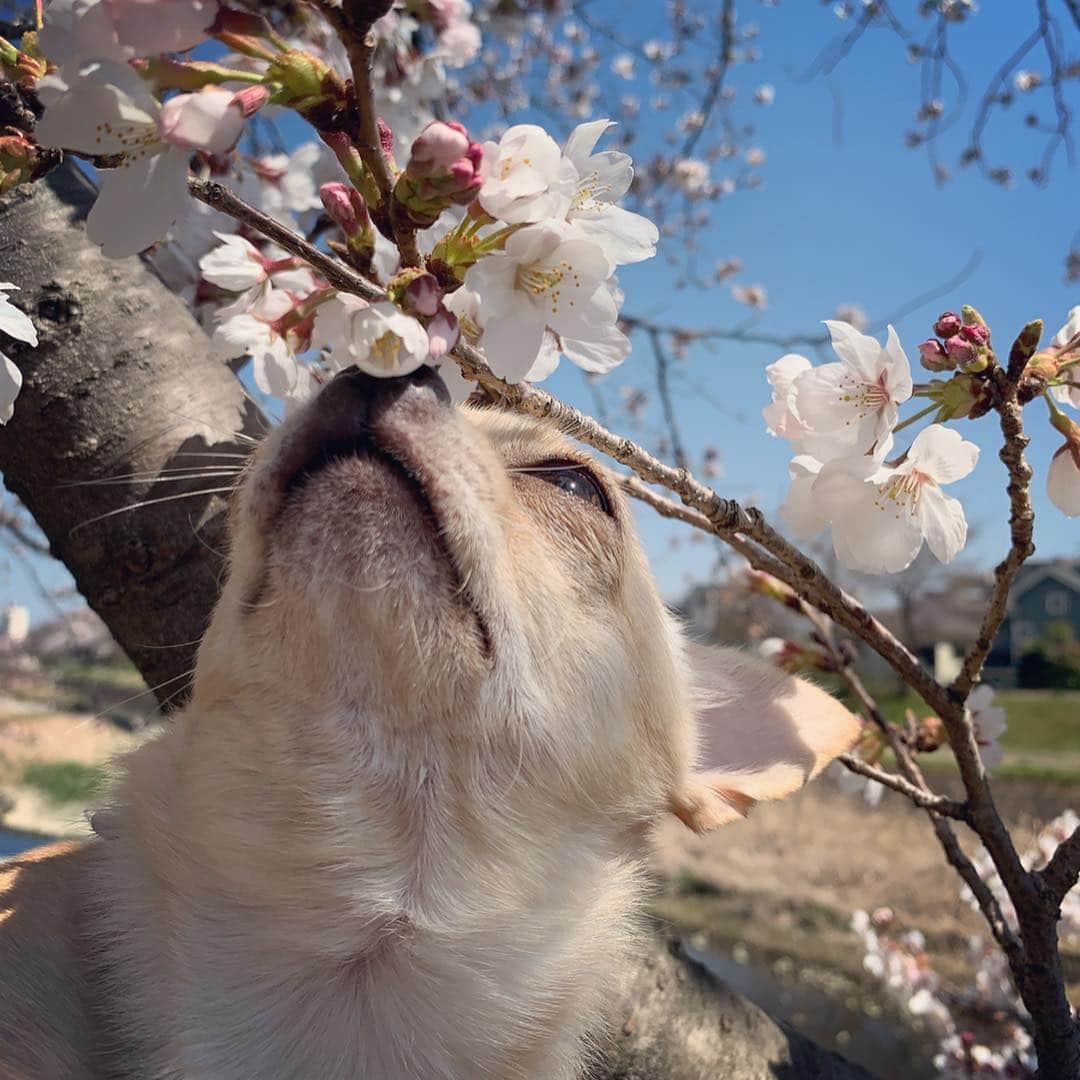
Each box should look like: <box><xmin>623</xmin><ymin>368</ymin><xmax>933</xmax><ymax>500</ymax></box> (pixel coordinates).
<box><xmin>851</xmin><ymin>907</ymin><xmax>1036</xmax><ymax>1078</ymax></box>
<box><xmin>0</xmin><ymin>0</ymin><xmax>657</xmax><ymax>422</ymax></box>
<box><xmin>763</xmin><ymin>318</ymin><xmax>978</xmax><ymax>575</ymax></box>
<box><xmin>765</xmin><ymin>305</ymin><xmax>1080</xmax><ymax>575</ymax></box>
<box><xmin>961</xmin><ymin>809</ymin><xmax>1080</xmax><ymax>939</ymax></box>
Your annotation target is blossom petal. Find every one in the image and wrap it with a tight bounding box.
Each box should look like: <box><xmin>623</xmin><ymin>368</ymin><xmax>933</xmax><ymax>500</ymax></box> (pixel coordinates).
<box><xmin>1052</xmin><ymin>305</ymin><xmax>1080</xmax><ymax>348</ymax></box>
<box><xmin>525</xmin><ymin>331</ymin><xmax>561</xmax><ymax>381</ymax></box>
<box><xmin>917</xmin><ymin>484</ymin><xmax>968</xmax><ymax>564</ymax></box>
<box><xmin>1047</xmin><ymin>445</ymin><xmax>1080</xmax><ymax>516</ymax></box>
<box><xmin>779</xmin><ymin>455</ymin><xmax>826</xmax><ymax>539</ymax></box>
<box><xmin>906</xmin><ymin>423</ymin><xmax>979</xmax><ymax>484</ymax></box>
<box><xmin>480</xmin><ymin>312</ymin><xmax>546</xmax><ymax>383</ymax></box>
<box><xmin>563</xmin><ymin>119</ymin><xmax>615</xmax><ymax>172</ymax></box>
<box><xmin>36</xmin><ymin>61</ymin><xmax>157</xmax><ymax>155</ymax></box>
<box><xmin>571</xmin><ymin>204</ymin><xmax>657</xmax><ymax>267</ymax></box>
<box><xmin>0</xmin><ymin>294</ymin><xmax>38</xmax><ymax>347</ymax></box>
<box><xmin>561</xmin><ymin>323</ymin><xmax>630</xmax><ymax>374</ymax></box>
<box><xmin>86</xmin><ymin>146</ymin><xmax>191</xmax><ymax>257</ymax></box>
<box><xmin>0</xmin><ymin>351</ymin><xmax>22</xmax><ymax>423</ymax></box>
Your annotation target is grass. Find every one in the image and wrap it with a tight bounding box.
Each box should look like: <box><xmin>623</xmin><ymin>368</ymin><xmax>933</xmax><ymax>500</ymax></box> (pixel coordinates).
<box><xmin>21</xmin><ymin>760</ymin><xmax>107</xmax><ymax>805</ymax></box>
<box><xmin>45</xmin><ymin>658</ymin><xmax>146</xmax><ymax>692</ymax></box>
<box><xmin>864</xmin><ymin>688</ymin><xmax>1080</xmax><ymax>783</ymax></box>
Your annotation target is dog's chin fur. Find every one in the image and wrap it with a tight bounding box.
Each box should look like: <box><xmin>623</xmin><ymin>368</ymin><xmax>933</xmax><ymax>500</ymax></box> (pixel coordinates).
<box><xmin>0</xmin><ymin>372</ymin><xmax>860</xmax><ymax>1080</ymax></box>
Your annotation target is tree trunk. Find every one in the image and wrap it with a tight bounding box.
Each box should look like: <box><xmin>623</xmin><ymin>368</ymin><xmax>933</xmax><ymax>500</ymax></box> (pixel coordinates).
<box><xmin>0</xmin><ymin>164</ymin><xmax>873</xmax><ymax>1079</ymax></box>
<box><xmin>0</xmin><ymin>161</ymin><xmax>264</xmax><ymax>703</ymax></box>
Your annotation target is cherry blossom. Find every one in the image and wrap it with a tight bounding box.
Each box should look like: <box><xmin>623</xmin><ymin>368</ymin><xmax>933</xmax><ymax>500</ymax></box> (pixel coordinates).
<box><xmin>788</xmin><ymin>321</ymin><xmax>913</xmax><ymax>461</ymax></box>
<box><xmin>812</xmin><ymin>424</ymin><xmax>978</xmax><ymax>573</ymax></box>
<box><xmin>39</xmin><ymin>0</ymin><xmax>219</xmax><ymax>72</ymax></box>
<box><xmin>763</xmin><ymin>353</ymin><xmax>812</xmax><ymax>441</ymax></box>
<box><xmin>967</xmin><ymin>684</ymin><xmax>1007</xmax><ymax>770</ymax></box>
<box><xmin>478</xmin><ymin>124</ymin><xmax>576</xmax><ymax>225</ymax></box>
<box><xmin>36</xmin><ymin>65</ymin><xmax>246</xmax><ymax>256</ymax></box>
<box><xmin>1047</xmin><ymin>435</ymin><xmax>1080</xmax><ymax>516</ymax></box>
<box><xmin>1048</xmin><ymin>305</ymin><xmax>1080</xmax><ymax>408</ymax></box>
<box><xmin>0</xmin><ymin>284</ymin><xmax>38</xmax><ymax>423</ymax></box>
<box><xmin>561</xmin><ymin>119</ymin><xmax>658</xmax><ymax>269</ymax></box>
<box><xmin>313</xmin><ymin>295</ymin><xmax>430</xmax><ymax>379</ymax></box>
<box><xmin>198</xmin><ymin>234</ymin><xmax>316</xmax><ymax>296</ymax></box>
<box><xmin>462</xmin><ymin>221</ymin><xmax>622</xmax><ymax>382</ymax></box>
<box><xmin>210</xmin><ymin>285</ymin><xmax>304</xmax><ymax>400</ymax></box>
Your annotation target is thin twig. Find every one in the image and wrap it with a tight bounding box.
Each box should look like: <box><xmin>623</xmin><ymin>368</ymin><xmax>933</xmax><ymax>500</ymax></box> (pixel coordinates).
<box><xmin>838</xmin><ymin>754</ymin><xmax>967</xmax><ymax>819</ymax></box>
<box><xmin>647</xmin><ymin>328</ymin><xmax>689</xmax><ymax>470</ymax></box>
<box><xmin>313</xmin><ymin>0</ymin><xmax>421</xmax><ymax>267</ymax></box>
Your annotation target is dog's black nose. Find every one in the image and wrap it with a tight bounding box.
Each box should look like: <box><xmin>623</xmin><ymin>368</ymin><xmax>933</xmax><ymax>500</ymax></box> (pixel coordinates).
<box><xmin>330</xmin><ymin>365</ymin><xmax>452</xmax><ymax>410</ymax></box>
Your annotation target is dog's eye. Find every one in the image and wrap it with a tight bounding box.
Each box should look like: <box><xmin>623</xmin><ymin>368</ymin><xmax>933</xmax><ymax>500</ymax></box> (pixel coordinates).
<box><xmin>518</xmin><ymin>462</ymin><xmax>611</xmax><ymax>515</ymax></box>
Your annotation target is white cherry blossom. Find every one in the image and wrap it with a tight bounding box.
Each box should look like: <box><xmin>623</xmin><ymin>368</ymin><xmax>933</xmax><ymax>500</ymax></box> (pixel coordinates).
<box><xmin>1048</xmin><ymin>305</ymin><xmax>1080</xmax><ymax>408</ymax></box>
<box><xmin>256</xmin><ymin>143</ymin><xmax>343</xmax><ymax>221</ymax></box>
<box><xmin>763</xmin><ymin>353</ymin><xmax>812</xmax><ymax>442</ymax></box>
<box><xmin>561</xmin><ymin>119</ymin><xmax>658</xmax><ymax>269</ymax></box>
<box><xmin>478</xmin><ymin>125</ymin><xmax>576</xmax><ymax>225</ymax></box>
<box><xmin>0</xmin><ymin>284</ymin><xmax>38</xmax><ymax>424</ymax></box>
<box><xmin>463</xmin><ymin>221</ymin><xmax>621</xmax><ymax>382</ymax></box>
<box><xmin>210</xmin><ymin>285</ymin><xmax>303</xmax><ymax>400</ymax></box>
<box><xmin>812</xmin><ymin>424</ymin><xmax>978</xmax><ymax>573</ymax></box>
<box><xmin>1047</xmin><ymin>439</ymin><xmax>1080</xmax><ymax>516</ymax></box>
<box><xmin>199</xmin><ymin>234</ymin><xmax>317</xmax><ymax>296</ymax></box>
<box><xmin>790</xmin><ymin>321</ymin><xmax>913</xmax><ymax>460</ymax></box>
<box><xmin>313</xmin><ymin>296</ymin><xmax>429</xmax><ymax>379</ymax></box>
<box><xmin>40</xmin><ymin>0</ymin><xmax>219</xmax><ymax>72</ymax></box>
<box><xmin>37</xmin><ymin>65</ymin><xmax>245</xmax><ymax>256</ymax></box>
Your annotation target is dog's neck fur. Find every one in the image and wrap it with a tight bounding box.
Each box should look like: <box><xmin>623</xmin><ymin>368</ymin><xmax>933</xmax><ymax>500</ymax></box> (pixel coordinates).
<box><xmin>94</xmin><ymin>680</ymin><xmax>647</xmax><ymax>1080</ymax></box>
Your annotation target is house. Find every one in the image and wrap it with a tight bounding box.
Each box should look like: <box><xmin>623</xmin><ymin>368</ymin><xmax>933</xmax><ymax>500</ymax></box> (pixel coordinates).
<box><xmin>995</xmin><ymin>559</ymin><xmax>1080</xmax><ymax>667</ymax></box>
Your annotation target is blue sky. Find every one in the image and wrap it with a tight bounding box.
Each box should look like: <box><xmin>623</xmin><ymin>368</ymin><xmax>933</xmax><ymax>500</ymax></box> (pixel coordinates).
<box><xmin>3</xmin><ymin>2</ymin><xmax>1078</xmax><ymax>619</ymax></box>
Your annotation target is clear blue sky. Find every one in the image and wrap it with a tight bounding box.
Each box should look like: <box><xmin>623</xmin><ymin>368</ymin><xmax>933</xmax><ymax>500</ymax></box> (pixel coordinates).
<box><xmin>3</xmin><ymin>3</ymin><xmax>1077</xmax><ymax>619</ymax></box>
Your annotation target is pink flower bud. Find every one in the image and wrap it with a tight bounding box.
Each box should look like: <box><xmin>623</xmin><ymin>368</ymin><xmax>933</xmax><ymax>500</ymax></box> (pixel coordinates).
<box><xmin>918</xmin><ymin>338</ymin><xmax>952</xmax><ymax>371</ymax></box>
<box><xmin>934</xmin><ymin>312</ymin><xmax>962</xmax><ymax>338</ymax></box>
<box><xmin>944</xmin><ymin>334</ymin><xmax>975</xmax><ymax>363</ymax></box>
<box><xmin>409</xmin><ymin>121</ymin><xmax>471</xmax><ymax>176</ymax></box>
<box><xmin>427</xmin><ymin>310</ymin><xmax>460</xmax><ymax>359</ymax></box>
<box><xmin>320</xmin><ymin>182</ymin><xmax>369</xmax><ymax>238</ymax></box>
<box><xmin>404</xmin><ymin>273</ymin><xmax>442</xmax><ymax>317</ymax></box>
<box><xmin>959</xmin><ymin>322</ymin><xmax>989</xmax><ymax>345</ymax></box>
<box><xmin>231</xmin><ymin>84</ymin><xmax>270</xmax><ymax>118</ymax></box>
<box><xmin>159</xmin><ymin>87</ymin><xmax>245</xmax><ymax>155</ymax></box>
<box><xmin>377</xmin><ymin>117</ymin><xmax>395</xmax><ymax>159</ymax></box>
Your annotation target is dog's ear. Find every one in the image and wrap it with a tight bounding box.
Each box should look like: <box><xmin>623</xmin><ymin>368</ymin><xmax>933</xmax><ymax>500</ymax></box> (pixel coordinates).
<box><xmin>669</xmin><ymin>643</ymin><xmax>862</xmax><ymax>833</ymax></box>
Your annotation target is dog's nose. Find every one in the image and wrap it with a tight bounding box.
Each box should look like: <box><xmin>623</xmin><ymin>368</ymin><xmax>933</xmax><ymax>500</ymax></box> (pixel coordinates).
<box><xmin>329</xmin><ymin>365</ymin><xmax>452</xmax><ymax>411</ymax></box>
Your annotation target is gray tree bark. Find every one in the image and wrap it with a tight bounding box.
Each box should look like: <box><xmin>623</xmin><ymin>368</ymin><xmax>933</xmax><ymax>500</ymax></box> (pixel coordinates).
<box><xmin>0</xmin><ymin>164</ymin><xmax>873</xmax><ymax>1080</ymax></box>
<box><xmin>0</xmin><ymin>161</ymin><xmax>263</xmax><ymax>701</ymax></box>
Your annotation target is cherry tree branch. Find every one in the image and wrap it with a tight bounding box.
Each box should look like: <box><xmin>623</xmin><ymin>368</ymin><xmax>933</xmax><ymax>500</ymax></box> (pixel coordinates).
<box><xmin>950</xmin><ymin>368</ymin><xmax>1035</xmax><ymax>698</ymax></box>
<box><xmin>837</xmin><ymin>754</ymin><xmax>968</xmax><ymax>819</ymax></box>
<box><xmin>312</xmin><ymin>0</ymin><xmax>422</xmax><ymax>267</ymax></box>
<box><xmin>1038</xmin><ymin>823</ymin><xmax>1080</xmax><ymax>908</ymax></box>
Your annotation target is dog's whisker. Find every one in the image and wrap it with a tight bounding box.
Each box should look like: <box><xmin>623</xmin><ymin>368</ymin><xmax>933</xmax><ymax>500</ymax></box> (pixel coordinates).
<box><xmin>62</xmin><ymin>469</ymin><xmax>243</xmax><ymax>489</ymax></box>
<box><xmin>93</xmin><ymin>668</ymin><xmax>195</xmax><ymax>723</ymax></box>
<box><xmin>70</xmin><ymin>487</ymin><xmax>240</xmax><ymax>535</ymax></box>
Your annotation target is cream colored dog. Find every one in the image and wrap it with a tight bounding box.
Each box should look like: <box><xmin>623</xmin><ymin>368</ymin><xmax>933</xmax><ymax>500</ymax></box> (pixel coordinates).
<box><xmin>0</xmin><ymin>368</ymin><xmax>859</xmax><ymax>1079</ymax></box>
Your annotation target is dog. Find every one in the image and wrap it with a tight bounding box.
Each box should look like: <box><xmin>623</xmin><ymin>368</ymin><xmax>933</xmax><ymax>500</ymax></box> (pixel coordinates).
<box><xmin>0</xmin><ymin>367</ymin><xmax>859</xmax><ymax>1078</ymax></box>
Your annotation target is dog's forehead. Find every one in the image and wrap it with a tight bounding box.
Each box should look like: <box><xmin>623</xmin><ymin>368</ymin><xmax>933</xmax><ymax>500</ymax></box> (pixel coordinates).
<box><xmin>460</xmin><ymin>406</ymin><xmax>582</xmax><ymax>463</ymax></box>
